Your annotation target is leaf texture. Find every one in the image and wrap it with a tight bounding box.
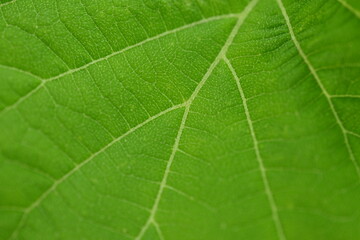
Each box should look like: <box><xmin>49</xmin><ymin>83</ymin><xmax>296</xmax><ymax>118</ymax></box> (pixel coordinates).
<box><xmin>0</xmin><ymin>0</ymin><xmax>360</xmax><ymax>239</ymax></box>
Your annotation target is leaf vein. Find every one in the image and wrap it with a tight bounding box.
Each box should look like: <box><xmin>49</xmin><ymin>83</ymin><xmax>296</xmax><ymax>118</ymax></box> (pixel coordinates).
<box><xmin>0</xmin><ymin>13</ymin><xmax>239</xmax><ymax>115</ymax></box>
<box><xmin>224</xmin><ymin>57</ymin><xmax>287</xmax><ymax>240</ymax></box>
<box><xmin>7</xmin><ymin>103</ymin><xmax>186</xmax><ymax>240</ymax></box>
<box><xmin>276</xmin><ymin>0</ymin><xmax>360</xmax><ymax>178</ymax></box>
<box><xmin>134</xmin><ymin>1</ymin><xmax>259</xmax><ymax>238</ymax></box>
<box><xmin>337</xmin><ymin>0</ymin><xmax>360</xmax><ymax>18</ymax></box>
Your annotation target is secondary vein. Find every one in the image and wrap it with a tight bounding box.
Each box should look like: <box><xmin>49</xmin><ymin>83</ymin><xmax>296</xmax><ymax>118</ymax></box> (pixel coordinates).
<box><xmin>7</xmin><ymin>103</ymin><xmax>186</xmax><ymax>240</ymax></box>
<box><xmin>0</xmin><ymin>0</ymin><xmax>16</xmax><ymax>7</ymax></box>
<box><xmin>224</xmin><ymin>57</ymin><xmax>287</xmax><ymax>240</ymax></box>
<box><xmin>134</xmin><ymin>0</ymin><xmax>259</xmax><ymax>239</ymax></box>
<box><xmin>0</xmin><ymin>13</ymin><xmax>238</xmax><ymax>115</ymax></box>
<box><xmin>337</xmin><ymin>0</ymin><xmax>360</xmax><ymax>18</ymax></box>
<box><xmin>275</xmin><ymin>0</ymin><xmax>360</xmax><ymax>178</ymax></box>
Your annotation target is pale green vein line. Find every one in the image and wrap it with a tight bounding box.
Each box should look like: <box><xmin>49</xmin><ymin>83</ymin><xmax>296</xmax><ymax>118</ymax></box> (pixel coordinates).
<box><xmin>134</xmin><ymin>0</ymin><xmax>259</xmax><ymax>239</ymax></box>
<box><xmin>330</xmin><ymin>94</ymin><xmax>360</xmax><ymax>99</ymax></box>
<box><xmin>224</xmin><ymin>57</ymin><xmax>287</xmax><ymax>240</ymax></box>
<box><xmin>153</xmin><ymin>221</ymin><xmax>165</xmax><ymax>240</ymax></box>
<box><xmin>276</xmin><ymin>0</ymin><xmax>360</xmax><ymax>179</ymax></box>
<box><xmin>0</xmin><ymin>0</ymin><xmax>15</xmax><ymax>7</ymax></box>
<box><xmin>316</xmin><ymin>63</ymin><xmax>360</xmax><ymax>71</ymax></box>
<box><xmin>2</xmin><ymin>81</ymin><xmax>46</xmax><ymax>114</ymax></box>
<box><xmin>347</xmin><ymin>130</ymin><xmax>360</xmax><ymax>139</ymax></box>
<box><xmin>0</xmin><ymin>13</ymin><xmax>238</xmax><ymax>116</ymax></box>
<box><xmin>337</xmin><ymin>0</ymin><xmax>360</xmax><ymax>18</ymax></box>
<box><xmin>0</xmin><ymin>66</ymin><xmax>44</xmax><ymax>113</ymax></box>
<box><xmin>165</xmin><ymin>184</ymin><xmax>214</xmax><ymax>211</ymax></box>
<box><xmin>7</xmin><ymin>103</ymin><xmax>186</xmax><ymax>240</ymax></box>
<box><xmin>0</xmin><ymin>64</ymin><xmax>42</xmax><ymax>80</ymax></box>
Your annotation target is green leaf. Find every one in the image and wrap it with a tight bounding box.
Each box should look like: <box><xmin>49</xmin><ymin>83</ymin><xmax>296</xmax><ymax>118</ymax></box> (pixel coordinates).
<box><xmin>1</xmin><ymin>0</ymin><xmax>360</xmax><ymax>239</ymax></box>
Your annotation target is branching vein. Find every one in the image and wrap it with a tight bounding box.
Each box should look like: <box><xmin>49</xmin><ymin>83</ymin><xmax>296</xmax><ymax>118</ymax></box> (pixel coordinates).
<box><xmin>7</xmin><ymin>103</ymin><xmax>186</xmax><ymax>240</ymax></box>
<box><xmin>276</xmin><ymin>0</ymin><xmax>360</xmax><ymax>179</ymax></box>
<box><xmin>134</xmin><ymin>0</ymin><xmax>258</xmax><ymax>238</ymax></box>
<box><xmin>0</xmin><ymin>13</ymin><xmax>238</xmax><ymax>115</ymax></box>
<box><xmin>224</xmin><ymin>57</ymin><xmax>287</xmax><ymax>240</ymax></box>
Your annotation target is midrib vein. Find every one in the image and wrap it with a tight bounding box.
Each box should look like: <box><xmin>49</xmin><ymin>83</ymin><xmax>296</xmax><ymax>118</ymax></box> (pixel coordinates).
<box><xmin>0</xmin><ymin>13</ymin><xmax>238</xmax><ymax>115</ymax></box>
<box><xmin>7</xmin><ymin>103</ymin><xmax>186</xmax><ymax>240</ymax></box>
<box><xmin>134</xmin><ymin>0</ymin><xmax>258</xmax><ymax>239</ymax></box>
<box><xmin>224</xmin><ymin>57</ymin><xmax>286</xmax><ymax>240</ymax></box>
<box><xmin>276</xmin><ymin>0</ymin><xmax>360</xmax><ymax>179</ymax></box>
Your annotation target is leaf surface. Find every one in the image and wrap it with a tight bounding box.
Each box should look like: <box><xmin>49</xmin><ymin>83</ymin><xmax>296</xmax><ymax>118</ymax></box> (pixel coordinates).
<box><xmin>0</xmin><ymin>0</ymin><xmax>360</xmax><ymax>239</ymax></box>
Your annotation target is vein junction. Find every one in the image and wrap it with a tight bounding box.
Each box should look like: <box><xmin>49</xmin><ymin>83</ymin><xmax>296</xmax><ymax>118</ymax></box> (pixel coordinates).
<box><xmin>7</xmin><ymin>103</ymin><xmax>186</xmax><ymax>240</ymax></box>
<box><xmin>276</xmin><ymin>0</ymin><xmax>360</xmax><ymax>179</ymax></box>
<box><xmin>6</xmin><ymin>1</ymin><xmax>258</xmax><ymax>239</ymax></box>
<box><xmin>0</xmin><ymin>13</ymin><xmax>238</xmax><ymax>115</ymax></box>
<box><xmin>134</xmin><ymin>0</ymin><xmax>259</xmax><ymax>239</ymax></box>
<box><xmin>224</xmin><ymin>56</ymin><xmax>287</xmax><ymax>240</ymax></box>
<box><xmin>4</xmin><ymin>0</ymin><xmax>360</xmax><ymax>239</ymax></box>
